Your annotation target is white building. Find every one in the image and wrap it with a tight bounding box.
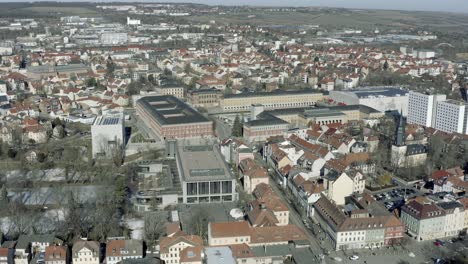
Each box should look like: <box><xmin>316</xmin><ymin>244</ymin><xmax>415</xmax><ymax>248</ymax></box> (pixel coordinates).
<box><xmin>127</xmin><ymin>17</ymin><xmax>141</xmax><ymax>26</ymax></box>
<box><xmin>407</xmin><ymin>91</ymin><xmax>446</xmax><ymax>127</ymax></box>
<box><xmin>91</xmin><ymin>114</ymin><xmax>125</xmax><ymax>158</ymax></box>
<box><xmin>72</xmin><ymin>240</ymin><xmax>100</xmax><ymax>264</ymax></box>
<box><xmin>414</xmin><ymin>49</ymin><xmax>436</xmax><ymax>59</ymax></box>
<box><xmin>329</xmin><ymin>87</ymin><xmax>409</xmax><ymax>116</ymax></box>
<box><xmin>434</xmin><ymin>100</ymin><xmax>468</xmax><ymax>134</ymax></box>
<box><xmin>100</xmin><ymin>32</ymin><xmax>128</xmax><ymax>45</ymax></box>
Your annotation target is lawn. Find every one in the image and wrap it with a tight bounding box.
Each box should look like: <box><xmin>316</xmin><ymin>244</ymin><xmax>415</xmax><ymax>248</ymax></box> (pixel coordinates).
<box><xmin>20</xmin><ymin>6</ymin><xmax>99</xmax><ymax>16</ymax></box>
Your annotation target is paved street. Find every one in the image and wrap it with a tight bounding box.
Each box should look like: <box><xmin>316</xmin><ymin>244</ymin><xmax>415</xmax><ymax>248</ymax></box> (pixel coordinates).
<box><xmin>253</xmin><ymin>152</ymin><xmax>326</xmax><ymax>262</ymax></box>
<box><xmin>212</xmin><ymin>117</ymin><xmax>232</xmax><ymax>139</ymax></box>
<box><xmin>254</xmin><ymin>152</ymin><xmax>468</xmax><ymax>264</ymax></box>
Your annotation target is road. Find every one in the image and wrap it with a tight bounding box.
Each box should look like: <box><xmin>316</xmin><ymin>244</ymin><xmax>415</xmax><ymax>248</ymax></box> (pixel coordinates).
<box><xmin>253</xmin><ymin>153</ymin><xmax>326</xmax><ymax>262</ymax></box>
<box><xmin>213</xmin><ymin>117</ymin><xmax>232</xmax><ymax>139</ymax></box>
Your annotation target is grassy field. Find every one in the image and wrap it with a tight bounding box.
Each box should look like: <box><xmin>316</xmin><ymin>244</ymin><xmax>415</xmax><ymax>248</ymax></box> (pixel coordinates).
<box><xmin>0</xmin><ymin>3</ymin><xmax>100</xmax><ymax>18</ymax></box>
<box><xmin>20</xmin><ymin>6</ymin><xmax>99</xmax><ymax>16</ymax></box>
<box><xmin>187</xmin><ymin>8</ymin><xmax>468</xmax><ymax>32</ymax></box>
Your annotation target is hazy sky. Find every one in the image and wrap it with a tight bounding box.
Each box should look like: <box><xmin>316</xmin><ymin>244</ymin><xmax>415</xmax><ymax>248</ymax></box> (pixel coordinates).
<box><xmin>140</xmin><ymin>0</ymin><xmax>467</xmax><ymax>13</ymax></box>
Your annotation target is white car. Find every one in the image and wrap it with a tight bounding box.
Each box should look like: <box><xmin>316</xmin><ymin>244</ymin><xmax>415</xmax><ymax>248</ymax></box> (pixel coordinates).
<box><xmin>349</xmin><ymin>255</ymin><xmax>359</xmax><ymax>261</ymax></box>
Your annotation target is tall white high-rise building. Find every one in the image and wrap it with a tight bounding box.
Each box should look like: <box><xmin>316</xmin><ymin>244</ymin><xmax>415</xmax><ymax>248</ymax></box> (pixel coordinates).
<box><xmin>91</xmin><ymin>113</ymin><xmax>125</xmax><ymax>158</ymax></box>
<box><xmin>434</xmin><ymin>100</ymin><xmax>468</xmax><ymax>134</ymax></box>
<box><xmin>407</xmin><ymin>91</ymin><xmax>446</xmax><ymax>127</ymax></box>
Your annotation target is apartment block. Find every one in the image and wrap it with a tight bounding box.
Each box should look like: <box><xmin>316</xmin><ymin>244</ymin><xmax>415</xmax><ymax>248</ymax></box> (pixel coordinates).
<box><xmin>407</xmin><ymin>91</ymin><xmax>446</xmax><ymax>127</ymax></box>
<box><xmin>434</xmin><ymin>100</ymin><xmax>468</xmax><ymax>134</ymax></box>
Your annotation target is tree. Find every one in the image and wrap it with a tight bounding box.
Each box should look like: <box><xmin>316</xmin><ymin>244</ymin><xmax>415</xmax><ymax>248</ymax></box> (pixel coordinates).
<box><xmin>383</xmin><ymin>60</ymin><xmax>389</xmax><ymax>71</ymax></box>
<box><xmin>148</xmin><ymin>74</ymin><xmax>155</xmax><ymax>84</ymax></box>
<box><xmin>106</xmin><ymin>60</ymin><xmax>116</xmax><ymax>77</ymax></box>
<box><xmin>190</xmin><ymin>208</ymin><xmax>212</xmax><ymax>240</ymax></box>
<box><xmin>127</xmin><ymin>82</ymin><xmax>140</xmax><ymax>96</ymax></box>
<box><xmin>52</xmin><ymin>117</ymin><xmax>63</xmax><ymax>128</ymax></box>
<box><xmin>7</xmin><ymin>148</ymin><xmax>17</xmax><ymax>159</ymax></box>
<box><xmin>232</xmin><ymin>115</ymin><xmax>243</xmax><ymax>137</ymax></box>
<box><xmin>86</xmin><ymin>78</ymin><xmax>98</xmax><ymax>87</ymax></box>
<box><xmin>144</xmin><ymin>213</ymin><xmax>167</xmax><ymax>246</ymax></box>
<box><xmin>377</xmin><ymin>172</ymin><xmax>393</xmax><ymax>186</ymax></box>
<box><xmin>139</xmin><ymin>76</ymin><xmax>147</xmax><ymax>84</ymax></box>
<box><xmin>113</xmin><ymin>175</ymin><xmax>129</xmax><ymax>213</ymax></box>
<box><xmin>0</xmin><ymin>185</ymin><xmax>8</xmax><ymax>204</ymax></box>
<box><xmin>37</xmin><ymin>152</ymin><xmax>47</xmax><ymax>163</ymax></box>
<box><xmin>184</xmin><ymin>63</ymin><xmax>192</xmax><ymax>74</ymax></box>
<box><xmin>163</xmin><ymin>68</ymin><xmax>172</xmax><ymax>76</ymax></box>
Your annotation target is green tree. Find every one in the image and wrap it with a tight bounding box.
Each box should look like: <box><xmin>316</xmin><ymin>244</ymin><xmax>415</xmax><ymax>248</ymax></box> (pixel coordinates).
<box><xmin>7</xmin><ymin>148</ymin><xmax>17</xmax><ymax>159</ymax></box>
<box><xmin>86</xmin><ymin>78</ymin><xmax>98</xmax><ymax>87</ymax></box>
<box><xmin>113</xmin><ymin>175</ymin><xmax>129</xmax><ymax>213</ymax></box>
<box><xmin>0</xmin><ymin>185</ymin><xmax>8</xmax><ymax>204</ymax></box>
<box><xmin>232</xmin><ymin>115</ymin><xmax>243</xmax><ymax>137</ymax></box>
<box><xmin>106</xmin><ymin>60</ymin><xmax>116</xmax><ymax>77</ymax></box>
<box><xmin>148</xmin><ymin>74</ymin><xmax>155</xmax><ymax>84</ymax></box>
<box><xmin>383</xmin><ymin>60</ymin><xmax>389</xmax><ymax>71</ymax></box>
<box><xmin>139</xmin><ymin>75</ymin><xmax>147</xmax><ymax>84</ymax></box>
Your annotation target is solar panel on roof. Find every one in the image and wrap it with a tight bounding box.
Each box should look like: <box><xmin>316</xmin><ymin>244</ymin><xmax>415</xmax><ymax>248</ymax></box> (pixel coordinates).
<box><xmin>102</xmin><ymin>117</ymin><xmax>119</xmax><ymax>125</ymax></box>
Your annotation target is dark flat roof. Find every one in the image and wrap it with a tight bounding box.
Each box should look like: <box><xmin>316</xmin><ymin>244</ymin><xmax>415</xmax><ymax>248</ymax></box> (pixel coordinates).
<box><xmin>137</xmin><ymin>95</ymin><xmax>211</xmax><ymax>126</ymax></box>
<box><xmin>244</xmin><ymin>116</ymin><xmax>289</xmax><ymax>127</ymax></box>
<box><xmin>349</xmin><ymin>87</ymin><xmax>408</xmax><ymax>98</ymax></box>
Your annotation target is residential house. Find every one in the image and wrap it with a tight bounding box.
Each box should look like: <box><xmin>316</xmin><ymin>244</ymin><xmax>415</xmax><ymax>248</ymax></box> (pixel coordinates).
<box><xmin>105</xmin><ymin>239</ymin><xmax>143</xmax><ymax>264</ymax></box>
<box><xmin>207</xmin><ymin>221</ymin><xmax>307</xmax><ymax>247</ymax></box>
<box><xmin>288</xmin><ymin>173</ymin><xmax>324</xmax><ymax>216</ymax></box>
<box><xmin>247</xmin><ymin>184</ymin><xmax>289</xmax><ymax>227</ymax></box>
<box><xmin>312</xmin><ymin>194</ymin><xmax>404</xmax><ymax>250</ymax></box>
<box><xmin>220</xmin><ymin>138</ymin><xmax>253</xmax><ymax>166</ymax></box>
<box><xmin>72</xmin><ymin>240</ymin><xmax>100</xmax><ymax>264</ymax></box>
<box><xmin>238</xmin><ymin>158</ymin><xmax>269</xmax><ymax>194</ymax></box>
<box><xmin>17</xmin><ymin>235</ymin><xmax>63</xmax><ymax>255</ymax></box>
<box><xmin>159</xmin><ymin>232</ymin><xmax>203</xmax><ymax>264</ymax></box>
<box><xmin>401</xmin><ymin>199</ymin><xmax>447</xmax><ymax>241</ymax></box>
<box><xmin>44</xmin><ymin>245</ymin><xmax>68</xmax><ymax>264</ymax></box>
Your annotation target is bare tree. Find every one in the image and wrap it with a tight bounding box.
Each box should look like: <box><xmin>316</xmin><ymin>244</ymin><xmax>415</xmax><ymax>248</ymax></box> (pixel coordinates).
<box><xmin>144</xmin><ymin>212</ymin><xmax>167</xmax><ymax>245</ymax></box>
<box><xmin>190</xmin><ymin>208</ymin><xmax>212</xmax><ymax>241</ymax></box>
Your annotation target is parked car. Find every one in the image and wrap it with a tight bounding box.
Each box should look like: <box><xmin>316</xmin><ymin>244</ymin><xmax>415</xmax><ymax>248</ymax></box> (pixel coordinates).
<box><xmin>349</xmin><ymin>255</ymin><xmax>360</xmax><ymax>261</ymax></box>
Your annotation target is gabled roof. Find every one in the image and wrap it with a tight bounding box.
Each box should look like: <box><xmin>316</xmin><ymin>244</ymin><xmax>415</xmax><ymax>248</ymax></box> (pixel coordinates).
<box><xmin>159</xmin><ymin>233</ymin><xmax>203</xmax><ymax>254</ymax></box>
<box><xmin>209</xmin><ymin>221</ymin><xmax>251</xmax><ymax>238</ymax></box>
<box><xmin>250</xmin><ymin>225</ymin><xmax>307</xmax><ymax>244</ymax></box>
<box><xmin>72</xmin><ymin>240</ymin><xmax>99</xmax><ymax>256</ymax></box>
<box><xmin>402</xmin><ymin>200</ymin><xmax>445</xmax><ymax>220</ymax></box>
<box><xmin>106</xmin><ymin>240</ymin><xmax>142</xmax><ymax>257</ymax></box>
<box><xmin>247</xmin><ymin>208</ymin><xmax>279</xmax><ymax>227</ymax></box>
<box><xmin>45</xmin><ymin>245</ymin><xmax>67</xmax><ymax>261</ymax></box>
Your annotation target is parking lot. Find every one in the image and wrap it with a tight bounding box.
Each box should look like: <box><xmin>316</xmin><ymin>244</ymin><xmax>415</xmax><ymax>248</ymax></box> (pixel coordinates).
<box><xmin>372</xmin><ymin>187</ymin><xmax>420</xmax><ymax>211</ymax></box>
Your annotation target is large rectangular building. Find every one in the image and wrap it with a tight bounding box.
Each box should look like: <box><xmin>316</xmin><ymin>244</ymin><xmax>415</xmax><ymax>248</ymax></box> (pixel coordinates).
<box><xmin>91</xmin><ymin>113</ymin><xmax>125</xmax><ymax>158</ymax></box>
<box><xmin>434</xmin><ymin>100</ymin><xmax>468</xmax><ymax>134</ymax></box>
<box><xmin>329</xmin><ymin>87</ymin><xmax>409</xmax><ymax>116</ymax></box>
<box><xmin>175</xmin><ymin>139</ymin><xmax>237</xmax><ymax>203</ymax></box>
<box><xmin>243</xmin><ymin>117</ymin><xmax>289</xmax><ymax>143</ymax></box>
<box><xmin>136</xmin><ymin>95</ymin><xmax>213</xmax><ymax>140</ymax></box>
<box><xmin>407</xmin><ymin>91</ymin><xmax>446</xmax><ymax>127</ymax></box>
<box><xmin>221</xmin><ymin>90</ymin><xmax>324</xmax><ymax>112</ymax></box>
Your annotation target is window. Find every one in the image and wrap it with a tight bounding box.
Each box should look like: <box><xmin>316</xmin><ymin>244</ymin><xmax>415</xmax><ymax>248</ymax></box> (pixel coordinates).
<box><xmin>187</xmin><ymin>183</ymin><xmax>197</xmax><ymax>195</ymax></box>
<box><xmin>199</xmin><ymin>182</ymin><xmax>209</xmax><ymax>195</ymax></box>
<box><xmin>222</xmin><ymin>181</ymin><xmax>232</xmax><ymax>193</ymax></box>
<box><xmin>210</xmin><ymin>182</ymin><xmax>221</xmax><ymax>194</ymax></box>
